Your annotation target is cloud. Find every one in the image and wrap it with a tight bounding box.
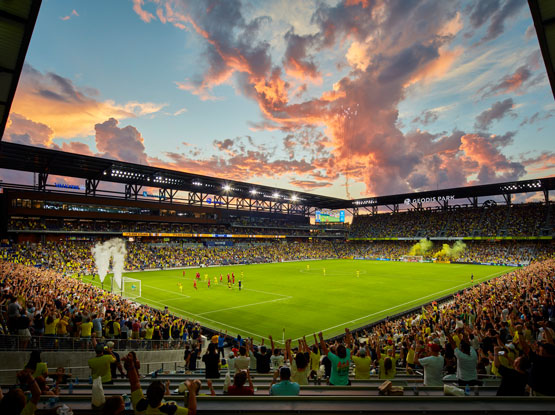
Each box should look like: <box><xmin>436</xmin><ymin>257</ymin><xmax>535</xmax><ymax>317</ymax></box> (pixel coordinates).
<box><xmin>126</xmin><ymin>0</ymin><xmax>546</xmax><ymax>196</ymax></box>
<box><xmin>481</xmin><ymin>0</ymin><xmax>525</xmax><ymax>43</ymax></box>
<box><xmin>474</xmin><ymin>98</ymin><xmax>515</xmax><ymax>130</ymax></box>
<box><xmin>60</xmin><ymin>9</ymin><xmax>79</xmax><ymax>21</ymax></box>
<box><xmin>132</xmin><ymin>0</ymin><xmax>155</xmax><ymax>23</ymax></box>
<box><xmin>482</xmin><ymin>51</ymin><xmax>543</xmax><ymax>97</ymax></box>
<box><xmin>520</xmin><ymin>111</ymin><xmax>554</xmax><ymax>126</ymax></box>
<box><xmin>283</xmin><ymin>30</ymin><xmax>321</xmax><ymax>82</ymax></box>
<box><xmin>4</xmin><ymin>113</ymin><xmax>54</xmax><ymax>146</ymax></box>
<box><xmin>521</xmin><ymin>151</ymin><xmax>555</xmax><ymax>173</ymax></box>
<box><xmin>524</xmin><ymin>24</ymin><xmax>536</xmax><ymax>40</ymax></box>
<box><xmin>468</xmin><ymin>0</ymin><xmax>500</xmax><ymax>30</ymax></box>
<box><xmin>289</xmin><ymin>179</ymin><xmax>333</xmax><ymax>190</ymax></box>
<box><xmin>95</xmin><ymin>118</ymin><xmax>149</xmax><ymax>164</ymax></box>
<box><xmin>8</xmin><ymin>65</ymin><xmax>165</xmax><ymax>139</ymax></box>
<box><xmin>412</xmin><ymin>109</ymin><xmax>439</xmax><ymax>126</ymax></box>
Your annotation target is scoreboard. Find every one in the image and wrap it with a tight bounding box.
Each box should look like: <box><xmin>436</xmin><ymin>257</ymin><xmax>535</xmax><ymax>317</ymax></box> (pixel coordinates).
<box><xmin>315</xmin><ymin>210</ymin><xmax>345</xmax><ymax>223</ymax></box>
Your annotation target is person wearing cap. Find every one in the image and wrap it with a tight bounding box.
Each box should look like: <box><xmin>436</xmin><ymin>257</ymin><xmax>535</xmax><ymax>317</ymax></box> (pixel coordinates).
<box><xmin>351</xmin><ymin>347</ymin><xmax>371</xmax><ymax>379</ymax></box>
<box><xmin>88</xmin><ymin>336</ymin><xmax>116</xmax><ymax>384</ymax></box>
<box><xmin>414</xmin><ymin>343</ymin><xmax>444</xmax><ymax>386</ymax></box>
<box><xmin>269</xmin><ymin>366</ymin><xmax>300</xmax><ymax>396</ymax></box>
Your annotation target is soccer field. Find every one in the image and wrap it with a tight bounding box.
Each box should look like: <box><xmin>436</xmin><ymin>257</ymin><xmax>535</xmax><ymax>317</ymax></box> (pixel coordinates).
<box><xmin>90</xmin><ymin>260</ymin><xmax>514</xmax><ymax>343</ymax></box>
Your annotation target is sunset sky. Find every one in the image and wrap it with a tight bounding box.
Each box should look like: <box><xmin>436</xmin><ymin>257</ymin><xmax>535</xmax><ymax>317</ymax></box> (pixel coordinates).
<box><xmin>2</xmin><ymin>0</ymin><xmax>554</xmax><ymax>200</ymax></box>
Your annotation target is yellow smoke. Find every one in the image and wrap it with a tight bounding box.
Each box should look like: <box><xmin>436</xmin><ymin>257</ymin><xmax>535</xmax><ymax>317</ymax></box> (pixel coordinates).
<box><xmin>434</xmin><ymin>240</ymin><xmax>466</xmax><ymax>259</ymax></box>
<box><xmin>409</xmin><ymin>239</ymin><xmax>433</xmax><ymax>256</ymax></box>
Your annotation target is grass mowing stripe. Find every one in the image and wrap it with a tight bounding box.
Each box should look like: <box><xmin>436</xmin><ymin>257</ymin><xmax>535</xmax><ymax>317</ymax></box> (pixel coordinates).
<box><xmin>84</xmin><ymin>260</ymin><xmax>515</xmax><ymax>343</ymax></box>
<box><xmin>300</xmin><ymin>268</ymin><xmax>509</xmax><ymax>340</ymax></box>
<box><xmin>198</xmin><ymin>296</ymin><xmax>293</xmax><ymax>316</ymax></box>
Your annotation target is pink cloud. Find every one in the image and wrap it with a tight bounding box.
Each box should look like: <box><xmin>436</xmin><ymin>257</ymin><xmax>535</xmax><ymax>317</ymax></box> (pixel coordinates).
<box><xmin>60</xmin><ymin>9</ymin><xmax>79</xmax><ymax>21</ymax></box>
<box><xmin>132</xmin><ymin>0</ymin><xmax>155</xmax><ymax>23</ymax></box>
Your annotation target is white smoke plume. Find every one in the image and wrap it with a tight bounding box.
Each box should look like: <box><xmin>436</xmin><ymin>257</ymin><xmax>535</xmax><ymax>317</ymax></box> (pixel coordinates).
<box><xmin>91</xmin><ymin>238</ymin><xmax>127</xmax><ymax>288</ymax></box>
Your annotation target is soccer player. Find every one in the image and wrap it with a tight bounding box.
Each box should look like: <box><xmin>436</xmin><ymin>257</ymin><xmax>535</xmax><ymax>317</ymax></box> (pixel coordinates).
<box><xmin>232</xmin><ymin>274</ymin><xmax>235</xmax><ymax>285</ymax></box>
<box><xmin>193</xmin><ymin>280</ymin><xmax>197</xmax><ymax>290</ymax></box>
<box><xmin>306</xmin><ymin>264</ymin><xmax>310</xmax><ymax>271</ymax></box>
<box><xmin>214</xmin><ymin>276</ymin><xmax>218</xmax><ymax>285</ymax></box>
<box><xmin>178</xmin><ymin>282</ymin><xmax>183</xmax><ymax>293</ymax></box>
<box><xmin>196</xmin><ymin>272</ymin><xmax>200</xmax><ymax>280</ymax></box>
<box><xmin>227</xmin><ymin>274</ymin><xmax>231</xmax><ymax>283</ymax></box>
<box><xmin>228</xmin><ymin>281</ymin><xmax>232</xmax><ymax>290</ymax></box>
<box><xmin>183</xmin><ymin>270</ymin><xmax>186</xmax><ymax>277</ymax></box>
<box><xmin>356</xmin><ymin>270</ymin><xmax>360</xmax><ymax>278</ymax></box>
<box><xmin>323</xmin><ymin>268</ymin><xmax>326</xmax><ymax>276</ymax></box>
<box><xmin>238</xmin><ymin>280</ymin><xmax>242</xmax><ymax>291</ymax></box>
<box><xmin>208</xmin><ymin>280</ymin><xmax>211</xmax><ymax>288</ymax></box>
<box><xmin>204</xmin><ymin>273</ymin><xmax>208</xmax><ymax>282</ymax></box>
<box><xmin>471</xmin><ymin>274</ymin><xmax>474</xmax><ymax>283</ymax></box>
<box><xmin>220</xmin><ymin>274</ymin><xmax>223</xmax><ymax>283</ymax></box>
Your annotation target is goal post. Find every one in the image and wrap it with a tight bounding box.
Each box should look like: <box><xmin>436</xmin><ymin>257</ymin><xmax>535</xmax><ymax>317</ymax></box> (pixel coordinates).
<box><xmin>401</xmin><ymin>255</ymin><xmax>424</xmax><ymax>263</ymax></box>
<box><xmin>122</xmin><ymin>277</ymin><xmax>141</xmax><ymax>299</ymax></box>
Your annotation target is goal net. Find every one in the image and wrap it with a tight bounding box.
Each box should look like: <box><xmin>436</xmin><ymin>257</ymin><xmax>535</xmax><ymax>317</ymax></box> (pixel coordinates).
<box><xmin>401</xmin><ymin>255</ymin><xmax>423</xmax><ymax>263</ymax></box>
<box><xmin>122</xmin><ymin>277</ymin><xmax>142</xmax><ymax>299</ymax></box>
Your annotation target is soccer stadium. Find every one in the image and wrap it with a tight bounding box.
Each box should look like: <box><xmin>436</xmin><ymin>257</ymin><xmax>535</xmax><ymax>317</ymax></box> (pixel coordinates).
<box><xmin>0</xmin><ymin>1</ymin><xmax>554</xmax><ymax>414</ymax></box>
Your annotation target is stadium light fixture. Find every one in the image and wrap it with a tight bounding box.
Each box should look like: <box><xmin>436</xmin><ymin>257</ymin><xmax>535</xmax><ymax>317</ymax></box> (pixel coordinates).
<box><xmin>223</xmin><ymin>184</ymin><xmax>231</xmax><ymax>192</ymax></box>
<box><xmin>291</xmin><ymin>194</ymin><xmax>298</xmax><ymax>201</ymax></box>
<box><xmin>273</xmin><ymin>192</ymin><xmax>280</xmax><ymax>198</ymax></box>
<box><xmin>250</xmin><ymin>189</ymin><xmax>257</xmax><ymax>195</ymax></box>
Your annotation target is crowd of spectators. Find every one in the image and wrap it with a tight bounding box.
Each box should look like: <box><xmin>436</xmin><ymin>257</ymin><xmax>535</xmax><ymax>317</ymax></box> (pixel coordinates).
<box><xmin>1</xmin><ymin>240</ymin><xmax>554</xmax><ymax>278</ymax></box>
<box><xmin>0</xmin><ymin>248</ymin><xmax>554</xmax><ymax>413</ymax></box>
<box><xmin>350</xmin><ymin>202</ymin><xmax>551</xmax><ymax>238</ymax></box>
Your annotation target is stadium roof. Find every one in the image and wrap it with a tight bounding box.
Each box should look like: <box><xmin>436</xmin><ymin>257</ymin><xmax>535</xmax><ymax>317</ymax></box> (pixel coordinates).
<box><xmin>1</xmin><ymin>141</ymin><xmax>553</xmax><ymax>210</ymax></box>
<box><xmin>0</xmin><ymin>0</ymin><xmax>41</xmax><ymax>141</ymax></box>
<box><xmin>529</xmin><ymin>0</ymin><xmax>555</xmax><ymax>99</ymax></box>
<box><xmin>350</xmin><ymin>177</ymin><xmax>555</xmax><ymax>209</ymax></box>
<box><xmin>0</xmin><ymin>141</ymin><xmax>348</xmax><ymax>209</ymax></box>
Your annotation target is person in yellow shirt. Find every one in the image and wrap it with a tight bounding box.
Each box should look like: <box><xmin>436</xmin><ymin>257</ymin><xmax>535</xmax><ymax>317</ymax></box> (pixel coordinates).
<box><xmin>88</xmin><ymin>343</ymin><xmax>116</xmax><ymax>384</ymax></box>
<box><xmin>351</xmin><ymin>348</ymin><xmax>371</xmax><ymax>379</ymax></box>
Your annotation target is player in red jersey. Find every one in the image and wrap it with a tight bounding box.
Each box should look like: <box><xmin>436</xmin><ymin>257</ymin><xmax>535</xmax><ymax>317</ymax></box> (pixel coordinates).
<box><xmin>193</xmin><ymin>280</ymin><xmax>197</xmax><ymax>290</ymax></box>
<box><xmin>232</xmin><ymin>274</ymin><xmax>235</xmax><ymax>285</ymax></box>
<box><xmin>208</xmin><ymin>280</ymin><xmax>211</xmax><ymax>288</ymax></box>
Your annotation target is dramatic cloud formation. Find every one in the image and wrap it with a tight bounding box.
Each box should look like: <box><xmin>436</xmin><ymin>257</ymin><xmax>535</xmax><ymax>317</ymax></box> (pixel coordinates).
<box><xmin>4</xmin><ymin>0</ymin><xmax>550</xmax><ymax>199</ymax></box>
<box><xmin>95</xmin><ymin>118</ymin><xmax>149</xmax><ymax>165</ymax></box>
<box><xmin>474</xmin><ymin>99</ymin><xmax>515</xmax><ymax>130</ymax></box>
<box><xmin>6</xmin><ymin>65</ymin><xmax>165</xmax><ymax>139</ymax></box>
<box><xmin>124</xmin><ymin>0</ymin><xmax>544</xmax><ymax>196</ymax></box>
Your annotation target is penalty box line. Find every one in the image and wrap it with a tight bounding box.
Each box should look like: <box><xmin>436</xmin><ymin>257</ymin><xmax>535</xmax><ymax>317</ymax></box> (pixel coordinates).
<box><xmin>295</xmin><ymin>269</ymin><xmax>509</xmax><ymax>341</ymax></box>
<box><xmin>136</xmin><ymin>295</ymin><xmax>285</xmax><ymax>345</ymax></box>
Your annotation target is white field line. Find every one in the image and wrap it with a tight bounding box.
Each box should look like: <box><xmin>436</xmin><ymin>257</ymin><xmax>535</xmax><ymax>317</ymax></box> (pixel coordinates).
<box><xmin>141</xmin><ymin>283</ymin><xmax>191</xmax><ymax>298</ymax></box>
<box><xmin>294</xmin><ymin>269</ymin><xmax>509</xmax><ymax>341</ymax></box>
<box><xmin>136</xmin><ymin>295</ymin><xmax>284</xmax><ymax>344</ymax></box>
<box><xmin>198</xmin><ymin>296</ymin><xmax>292</xmax><ymax>315</ymax></box>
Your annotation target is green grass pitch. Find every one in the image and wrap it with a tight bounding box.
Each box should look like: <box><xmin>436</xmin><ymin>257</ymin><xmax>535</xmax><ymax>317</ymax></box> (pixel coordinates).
<box><xmin>88</xmin><ymin>260</ymin><xmax>514</xmax><ymax>344</ymax></box>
